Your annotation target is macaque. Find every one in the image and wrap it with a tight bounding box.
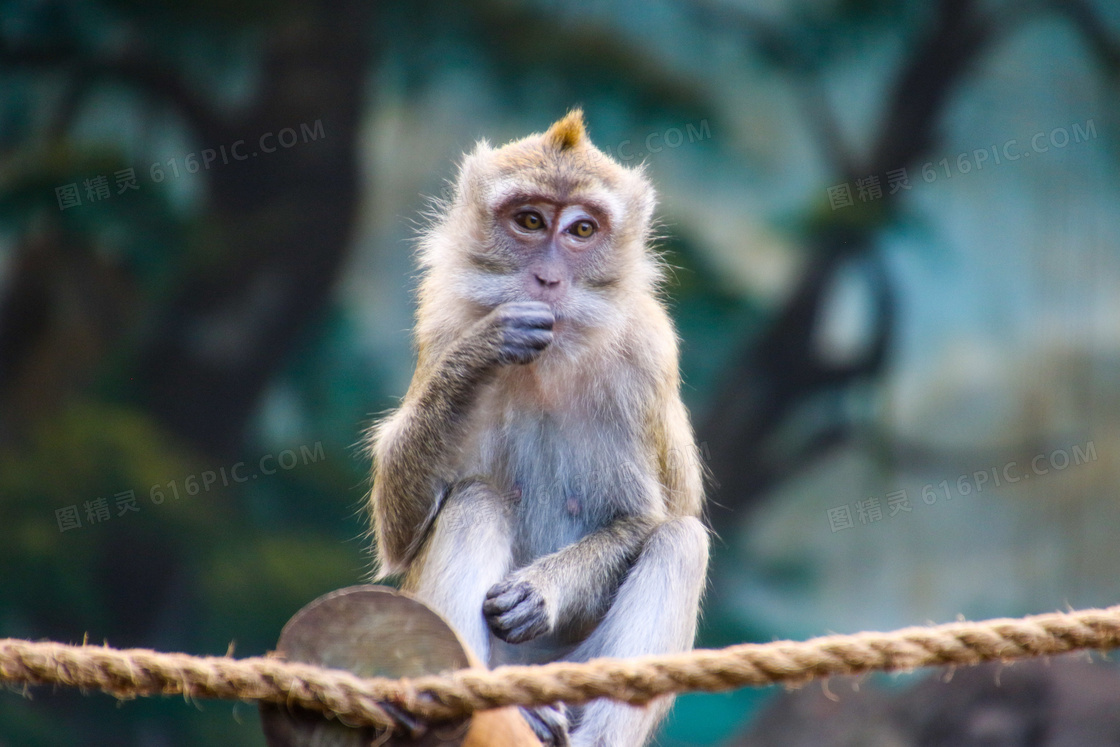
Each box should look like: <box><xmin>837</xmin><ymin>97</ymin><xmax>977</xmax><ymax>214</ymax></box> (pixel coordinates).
<box><xmin>367</xmin><ymin>110</ymin><xmax>708</xmax><ymax>747</ymax></box>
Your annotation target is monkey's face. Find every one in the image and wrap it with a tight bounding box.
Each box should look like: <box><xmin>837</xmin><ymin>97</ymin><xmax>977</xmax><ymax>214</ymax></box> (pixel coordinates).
<box><xmin>455</xmin><ymin>180</ymin><xmax>631</xmax><ymax>337</ymax></box>
<box><xmin>496</xmin><ymin>194</ymin><xmax>609</xmax><ymax>304</ymax></box>
<box><xmin>420</xmin><ymin>111</ymin><xmax>662</xmax><ymax>344</ymax></box>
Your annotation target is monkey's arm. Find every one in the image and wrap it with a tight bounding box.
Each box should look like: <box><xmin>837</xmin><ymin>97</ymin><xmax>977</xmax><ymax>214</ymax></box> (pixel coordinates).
<box><xmin>370</xmin><ymin>302</ymin><xmax>554</xmax><ymax>574</ymax></box>
<box><xmin>483</xmin><ymin>515</ymin><xmax>655</xmax><ymax>643</ymax></box>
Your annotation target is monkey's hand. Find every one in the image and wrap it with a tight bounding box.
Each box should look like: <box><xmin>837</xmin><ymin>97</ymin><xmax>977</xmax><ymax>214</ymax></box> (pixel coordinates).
<box><xmin>483</xmin><ymin>570</ymin><xmax>556</xmax><ymax>643</ymax></box>
<box><xmin>487</xmin><ymin>301</ymin><xmax>554</xmax><ymax>366</ymax></box>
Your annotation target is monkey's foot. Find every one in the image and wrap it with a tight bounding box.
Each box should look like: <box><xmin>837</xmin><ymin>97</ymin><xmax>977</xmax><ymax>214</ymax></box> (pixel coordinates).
<box><xmin>520</xmin><ymin>704</ymin><xmax>570</xmax><ymax>747</ymax></box>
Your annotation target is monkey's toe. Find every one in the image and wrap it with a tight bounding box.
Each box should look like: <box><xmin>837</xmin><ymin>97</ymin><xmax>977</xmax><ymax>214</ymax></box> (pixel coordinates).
<box><xmin>520</xmin><ymin>704</ymin><xmax>570</xmax><ymax>747</ymax></box>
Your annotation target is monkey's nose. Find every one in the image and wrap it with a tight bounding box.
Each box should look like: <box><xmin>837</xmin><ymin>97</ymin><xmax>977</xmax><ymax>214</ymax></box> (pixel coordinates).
<box><xmin>534</xmin><ymin>273</ymin><xmax>561</xmax><ymax>288</ymax></box>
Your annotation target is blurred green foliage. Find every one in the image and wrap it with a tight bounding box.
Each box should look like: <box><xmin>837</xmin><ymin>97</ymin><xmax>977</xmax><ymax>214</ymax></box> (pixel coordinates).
<box><xmin>2</xmin><ymin>0</ymin><xmax>1119</xmax><ymax>745</ymax></box>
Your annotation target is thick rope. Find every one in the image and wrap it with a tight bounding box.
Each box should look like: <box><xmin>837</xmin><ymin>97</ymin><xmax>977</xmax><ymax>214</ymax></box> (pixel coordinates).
<box><xmin>3</xmin><ymin>604</ymin><xmax>1120</xmax><ymax>731</ymax></box>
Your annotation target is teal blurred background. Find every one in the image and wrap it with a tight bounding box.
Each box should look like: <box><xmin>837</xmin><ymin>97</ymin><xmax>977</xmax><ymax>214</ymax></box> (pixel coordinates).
<box><xmin>1</xmin><ymin>1</ymin><xmax>1119</xmax><ymax>744</ymax></box>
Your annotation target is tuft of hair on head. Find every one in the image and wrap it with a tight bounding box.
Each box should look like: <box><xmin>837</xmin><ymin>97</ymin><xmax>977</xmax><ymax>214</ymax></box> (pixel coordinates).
<box><xmin>543</xmin><ymin>108</ymin><xmax>586</xmax><ymax>151</ymax></box>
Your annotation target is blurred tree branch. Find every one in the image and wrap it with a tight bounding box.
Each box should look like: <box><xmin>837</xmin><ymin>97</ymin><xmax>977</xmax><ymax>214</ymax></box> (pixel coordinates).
<box><xmin>1050</xmin><ymin>0</ymin><xmax>1120</xmax><ymax>80</ymax></box>
<box><xmin>693</xmin><ymin>0</ymin><xmax>1004</xmax><ymax>541</ymax></box>
<box><xmin>0</xmin><ymin>41</ymin><xmax>223</xmax><ymax>139</ymax></box>
<box><xmin>1</xmin><ymin>2</ymin><xmax>376</xmax><ymax>457</ymax></box>
<box><xmin>131</xmin><ymin>1</ymin><xmax>376</xmax><ymax>456</ymax></box>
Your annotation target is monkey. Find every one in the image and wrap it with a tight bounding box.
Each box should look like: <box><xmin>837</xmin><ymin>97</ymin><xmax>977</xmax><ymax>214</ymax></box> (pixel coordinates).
<box><xmin>366</xmin><ymin>109</ymin><xmax>709</xmax><ymax>747</ymax></box>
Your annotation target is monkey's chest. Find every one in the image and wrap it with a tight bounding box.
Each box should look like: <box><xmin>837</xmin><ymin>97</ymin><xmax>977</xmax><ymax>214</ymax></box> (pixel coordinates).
<box><xmin>464</xmin><ymin>410</ymin><xmax>636</xmax><ymax>564</ymax></box>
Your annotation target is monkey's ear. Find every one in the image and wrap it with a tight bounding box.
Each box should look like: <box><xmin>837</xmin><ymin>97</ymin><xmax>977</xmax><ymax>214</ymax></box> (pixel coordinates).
<box><xmin>454</xmin><ymin>140</ymin><xmax>494</xmax><ymax>202</ymax></box>
<box><xmin>544</xmin><ymin>108</ymin><xmax>586</xmax><ymax>151</ymax></box>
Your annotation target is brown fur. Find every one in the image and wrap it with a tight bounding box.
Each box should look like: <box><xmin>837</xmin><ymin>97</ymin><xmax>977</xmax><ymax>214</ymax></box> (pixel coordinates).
<box><xmin>544</xmin><ymin>108</ymin><xmax>586</xmax><ymax>151</ymax></box>
<box><xmin>366</xmin><ymin>112</ymin><xmax>708</xmax><ymax>747</ymax></box>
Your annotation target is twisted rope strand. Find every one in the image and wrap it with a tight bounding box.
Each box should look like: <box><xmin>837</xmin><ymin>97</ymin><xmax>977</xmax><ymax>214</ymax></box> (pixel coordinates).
<box><xmin>2</xmin><ymin>604</ymin><xmax>1119</xmax><ymax>730</ymax></box>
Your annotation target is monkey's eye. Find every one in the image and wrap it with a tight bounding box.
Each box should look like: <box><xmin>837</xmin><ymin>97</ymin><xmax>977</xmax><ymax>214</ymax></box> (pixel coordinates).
<box><xmin>570</xmin><ymin>220</ymin><xmax>596</xmax><ymax>238</ymax></box>
<box><xmin>514</xmin><ymin>211</ymin><xmax>545</xmax><ymax>230</ymax></box>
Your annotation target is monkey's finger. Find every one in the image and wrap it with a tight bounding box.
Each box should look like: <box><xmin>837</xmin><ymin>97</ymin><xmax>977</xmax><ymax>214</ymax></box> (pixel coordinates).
<box><xmin>487</xmin><ymin>594</ymin><xmax>549</xmax><ymax>640</ymax></box>
<box><xmin>484</xmin><ymin>576</ymin><xmax>524</xmax><ymax>598</ymax></box>
<box><xmin>483</xmin><ymin>585</ymin><xmax>531</xmax><ymax>615</ymax></box>
<box><xmin>485</xmin><ymin>598</ymin><xmax>532</xmax><ymax>627</ymax></box>
<box><xmin>525</xmin><ymin>331</ymin><xmax>554</xmax><ymax>351</ymax></box>
<box><xmin>498</xmin><ymin>302</ymin><xmax>555</xmax><ymax>329</ymax></box>
<box><xmin>504</xmin><ymin>328</ymin><xmax>552</xmax><ymax>347</ymax></box>
<box><xmin>505</xmin><ymin>317</ymin><xmax>555</xmax><ymax>337</ymax></box>
<box><xmin>490</xmin><ymin>599</ymin><xmax>538</xmax><ymax>628</ymax></box>
<box><xmin>483</xmin><ymin>579</ymin><xmax>510</xmax><ymax>598</ymax></box>
<box><xmin>494</xmin><ymin>612</ymin><xmax>550</xmax><ymax>644</ymax></box>
<box><xmin>502</xmin><ymin>300</ymin><xmax>554</xmax><ymax>316</ymax></box>
<box><xmin>517</xmin><ymin>312</ymin><xmax>556</xmax><ymax>330</ymax></box>
<box><xmin>498</xmin><ymin>334</ymin><xmax>553</xmax><ymax>365</ymax></box>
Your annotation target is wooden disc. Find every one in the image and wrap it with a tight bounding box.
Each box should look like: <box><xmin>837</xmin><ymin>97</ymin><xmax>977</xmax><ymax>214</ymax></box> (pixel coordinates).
<box><xmin>259</xmin><ymin>584</ymin><xmax>541</xmax><ymax>747</ymax></box>
<box><xmin>260</xmin><ymin>584</ymin><xmax>472</xmax><ymax>747</ymax></box>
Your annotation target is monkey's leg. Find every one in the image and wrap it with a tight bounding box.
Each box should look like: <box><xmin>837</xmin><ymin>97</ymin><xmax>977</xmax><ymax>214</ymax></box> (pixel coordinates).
<box><xmin>566</xmin><ymin>516</ymin><xmax>709</xmax><ymax>747</ymax></box>
<box><xmin>403</xmin><ymin>480</ymin><xmax>570</xmax><ymax>745</ymax></box>
<box><xmin>401</xmin><ymin>479</ymin><xmax>514</xmax><ymax>662</ymax></box>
